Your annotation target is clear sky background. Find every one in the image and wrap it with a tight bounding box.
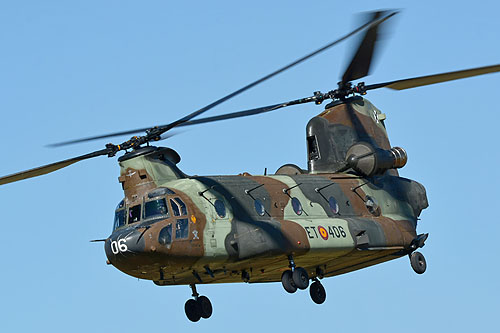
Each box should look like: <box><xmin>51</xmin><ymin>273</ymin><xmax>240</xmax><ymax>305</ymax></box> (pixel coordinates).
<box><xmin>1</xmin><ymin>1</ymin><xmax>499</xmax><ymax>332</ymax></box>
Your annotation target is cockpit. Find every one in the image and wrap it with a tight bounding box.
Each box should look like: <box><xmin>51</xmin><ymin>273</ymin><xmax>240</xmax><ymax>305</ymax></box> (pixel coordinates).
<box><xmin>112</xmin><ymin>187</ymin><xmax>188</xmax><ymax>236</ymax></box>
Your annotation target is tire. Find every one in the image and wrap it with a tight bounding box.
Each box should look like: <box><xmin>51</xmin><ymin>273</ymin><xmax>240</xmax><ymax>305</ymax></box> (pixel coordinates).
<box><xmin>281</xmin><ymin>270</ymin><xmax>297</xmax><ymax>293</ymax></box>
<box><xmin>292</xmin><ymin>267</ymin><xmax>309</xmax><ymax>290</ymax></box>
<box><xmin>197</xmin><ymin>296</ymin><xmax>213</xmax><ymax>319</ymax></box>
<box><xmin>309</xmin><ymin>281</ymin><xmax>326</xmax><ymax>304</ymax></box>
<box><xmin>410</xmin><ymin>251</ymin><xmax>427</xmax><ymax>274</ymax></box>
<box><xmin>185</xmin><ymin>299</ymin><xmax>201</xmax><ymax>322</ymax></box>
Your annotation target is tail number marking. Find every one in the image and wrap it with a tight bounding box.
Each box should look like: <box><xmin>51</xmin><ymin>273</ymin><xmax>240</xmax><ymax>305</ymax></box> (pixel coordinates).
<box><xmin>305</xmin><ymin>226</ymin><xmax>346</xmax><ymax>240</ymax></box>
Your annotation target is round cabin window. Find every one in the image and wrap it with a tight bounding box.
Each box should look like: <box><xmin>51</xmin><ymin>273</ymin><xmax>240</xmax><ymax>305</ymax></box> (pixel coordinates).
<box><xmin>328</xmin><ymin>196</ymin><xmax>339</xmax><ymax>214</ymax></box>
<box><xmin>214</xmin><ymin>199</ymin><xmax>226</xmax><ymax>218</ymax></box>
<box><xmin>254</xmin><ymin>199</ymin><xmax>265</xmax><ymax>216</ymax></box>
<box><xmin>291</xmin><ymin>197</ymin><xmax>302</xmax><ymax>215</ymax></box>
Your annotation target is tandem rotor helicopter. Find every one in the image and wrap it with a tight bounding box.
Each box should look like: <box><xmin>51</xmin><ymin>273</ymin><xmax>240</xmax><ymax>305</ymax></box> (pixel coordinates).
<box><xmin>2</xmin><ymin>10</ymin><xmax>499</xmax><ymax>322</ymax></box>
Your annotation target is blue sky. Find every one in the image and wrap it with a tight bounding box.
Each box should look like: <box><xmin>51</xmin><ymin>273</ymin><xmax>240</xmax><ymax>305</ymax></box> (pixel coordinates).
<box><xmin>1</xmin><ymin>1</ymin><xmax>499</xmax><ymax>332</ymax></box>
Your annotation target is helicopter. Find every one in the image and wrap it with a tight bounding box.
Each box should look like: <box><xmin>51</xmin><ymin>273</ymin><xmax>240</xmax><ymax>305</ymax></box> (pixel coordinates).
<box><xmin>1</xmin><ymin>10</ymin><xmax>499</xmax><ymax>323</ymax></box>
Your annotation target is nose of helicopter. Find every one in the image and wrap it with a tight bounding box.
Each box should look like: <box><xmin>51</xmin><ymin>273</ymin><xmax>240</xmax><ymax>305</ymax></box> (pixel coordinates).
<box><xmin>105</xmin><ymin>226</ymin><xmax>147</xmax><ymax>267</ymax></box>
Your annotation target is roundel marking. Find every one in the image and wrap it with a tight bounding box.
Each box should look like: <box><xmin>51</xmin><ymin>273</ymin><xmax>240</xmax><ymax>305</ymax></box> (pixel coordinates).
<box><xmin>318</xmin><ymin>226</ymin><xmax>328</xmax><ymax>240</ymax></box>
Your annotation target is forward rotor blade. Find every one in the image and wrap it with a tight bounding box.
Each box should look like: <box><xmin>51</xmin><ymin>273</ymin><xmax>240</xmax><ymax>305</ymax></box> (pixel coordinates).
<box><xmin>50</xmin><ymin>99</ymin><xmax>316</xmax><ymax>147</ymax></box>
<box><xmin>48</xmin><ymin>10</ymin><xmax>398</xmax><ymax>149</ymax></box>
<box><xmin>365</xmin><ymin>64</ymin><xmax>500</xmax><ymax>91</ymax></box>
<box><xmin>342</xmin><ymin>10</ymin><xmax>396</xmax><ymax>84</ymax></box>
<box><xmin>47</xmin><ymin>131</ymin><xmax>177</xmax><ymax>148</ymax></box>
<box><xmin>0</xmin><ymin>149</ymin><xmax>109</xmax><ymax>186</ymax></box>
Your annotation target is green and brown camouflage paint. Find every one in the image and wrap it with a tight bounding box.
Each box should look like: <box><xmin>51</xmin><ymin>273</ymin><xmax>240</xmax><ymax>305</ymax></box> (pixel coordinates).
<box><xmin>104</xmin><ymin>97</ymin><xmax>428</xmax><ymax>287</ymax></box>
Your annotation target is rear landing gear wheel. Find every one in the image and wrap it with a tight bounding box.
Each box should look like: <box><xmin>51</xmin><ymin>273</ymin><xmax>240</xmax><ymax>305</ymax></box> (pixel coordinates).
<box><xmin>410</xmin><ymin>251</ymin><xmax>427</xmax><ymax>274</ymax></box>
<box><xmin>185</xmin><ymin>299</ymin><xmax>201</xmax><ymax>322</ymax></box>
<box><xmin>292</xmin><ymin>267</ymin><xmax>309</xmax><ymax>290</ymax></box>
<box><xmin>281</xmin><ymin>270</ymin><xmax>297</xmax><ymax>293</ymax></box>
<box><xmin>309</xmin><ymin>281</ymin><xmax>326</xmax><ymax>304</ymax></box>
<box><xmin>197</xmin><ymin>295</ymin><xmax>213</xmax><ymax>319</ymax></box>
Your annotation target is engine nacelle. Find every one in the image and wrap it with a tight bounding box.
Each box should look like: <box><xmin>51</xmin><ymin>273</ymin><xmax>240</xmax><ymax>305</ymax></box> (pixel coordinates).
<box><xmin>345</xmin><ymin>142</ymin><xmax>407</xmax><ymax>177</ymax></box>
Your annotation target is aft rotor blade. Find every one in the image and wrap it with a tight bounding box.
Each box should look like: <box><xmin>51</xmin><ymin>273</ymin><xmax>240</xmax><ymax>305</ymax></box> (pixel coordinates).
<box><xmin>178</xmin><ymin>97</ymin><xmax>318</xmax><ymax>127</ymax></box>
<box><xmin>365</xmin><ymin>64</ymin><xmax>500</xmax><ymax>91</ymax></box>
<box><xmin>177</xmin><ymin>104</ymin><xmax>286</xmax><ymax>126</ymax></box>
<box><xmin>0</xmin><ymin>148</ymin><xmax>109</xmax><ymax>186</ymax></box>
<box><xmin>154</xmin><ymin>10</ymin><xmax>400</xmax><ymax>132</ymax></box>
<box><xmin>342</xmin><ymin>10</ymin><xmax>396</xmax><ymax>84</ymax></box>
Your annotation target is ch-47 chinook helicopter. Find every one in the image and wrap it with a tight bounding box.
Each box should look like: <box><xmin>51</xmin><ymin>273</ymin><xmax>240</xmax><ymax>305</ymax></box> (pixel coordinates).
<box><xmin>2</xmin><ymin>10</ymin><xmax>500</xmax><ymax>322</ymax></box>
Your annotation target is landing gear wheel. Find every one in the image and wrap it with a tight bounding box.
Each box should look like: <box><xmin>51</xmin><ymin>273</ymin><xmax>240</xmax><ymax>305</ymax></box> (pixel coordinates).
<box><xmin>197</xmin><ymin>296</ymin><xmax>213</xmax><ymax>319</ymax></box>
<box><xmin>410</xmin><ymin>251</ymin><xmax>427</xmax><ymax>274</ymax></box>
<box><xmin>292</xmin><ymin>267</ymin><xmax>309</xmax><ymax>290</ymax></box>
<box><xmin>309</xmin><ymin>281</ymin><xmax>326</xmax><ymax>304</ymax></box>
<box><xmin>184</xmin><ymin>299</ymin><xmax>201</xmax><ymax>322</ymax></box>
<box><xmin>281</xmin><ymin>270</ymin><xmax>297</xmax><ymax>293</ymax></box>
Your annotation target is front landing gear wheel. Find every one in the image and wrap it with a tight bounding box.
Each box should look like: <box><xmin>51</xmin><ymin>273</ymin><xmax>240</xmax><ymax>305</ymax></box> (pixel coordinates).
<box><xmin>197</xmin><ymin>296</ymin><xmax>213</xmax><ymax>319</ymax></box>
<box><xmin>281</xmin><ymin>270</ymin><xmax>297</xmax><ymax>293</ymax></box>
<box><xmin>292</xmin><ymin>267</ymin><xmax>309</xmax><ymax>290</ymax></box>
<box><xmin>410</xmin><ymin>251</ymin><xmax>427</xmax><ymax>274</ymax></box>
<box><xmin>309</xmin><ymin>281</ymin><xmax>326</xmax><ymax>304</ymax></box>
<box><xmin>185</xmin><ymin>284</ymin><xmax>213</xmax><ymax>322</ymax></box>
<box><xmin>185</xmin><ymin>299</ymin><xmax>201</xmax><ymax>322</ymax></box>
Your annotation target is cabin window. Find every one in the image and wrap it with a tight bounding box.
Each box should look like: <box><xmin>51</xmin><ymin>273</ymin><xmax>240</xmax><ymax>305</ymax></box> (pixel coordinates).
<box><xmin>254</xmin><ymin>199</ymin><xmax>265</xmax><ymax>216</ymax></box>
<box><xmin>113</xmin><ymin>210</ymin><xmax>126</xmax><ymax>230</ymax></box>
<box><xmin>128</xmin><ymin>205</ymin><xmax>141</xmax><ymax>223</ymax></box>
<box><xmin>144</xmin><ymin>198</ymin><xmax>169</xmax><ymax>219</ymax></box>
<box><xmin>175</xmin><ymin>218</ymin><xmax>189</xmax><ymax>239</ymax></box>
<box><xmin>291</xmin><ymin>197</ymin><xmax>303</xmax><ymax>215</ymax></box>
<box><xmin>329</xmin><ymin>196</ymin><xmax>339</xmax><ymax>214</ymax></box>
<box><xmin>170</xmin><ymin>198</ymin><xmax>187</xmax><ymax>216</ymax></box>
<box><xmin>214</xmin><ymin>199</ymin><xmax>226</xmax><ymax>218</ymax></box>
<box><xmin>158</xmin><ymin>224</ymin><xmax>172</xmax><ymax>245</ymax></box>
<box><xmin>365</xmin><ymin>195</ymin><xmax>380</xmax><ymax>216</ymax></box>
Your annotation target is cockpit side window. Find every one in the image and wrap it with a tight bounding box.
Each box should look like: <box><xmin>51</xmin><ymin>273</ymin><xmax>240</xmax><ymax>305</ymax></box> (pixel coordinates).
<box><xmin>113</xmin><ymin>209</ymin><xmax>126</xmax><ymax>230</ymax></box>
<box><xmin>144</xmin><ymin>198</ymin><xmax>169</xmax><ymax>219</ymax></box>
<box><xmin>158</xmin><ymin>224</ymin><xmax>172</xmax><ymax>246</ymax></box>
<box><xmin>168</xmin><ymin>197</ymin><xmax>189</xmax><ymax>240</ymax></box>
<box><xmin>170</xmin><ymin>198</ymin><xmax>187</xmax><ymax>216</ymax></box>
<box><xmin>175</xmin><ymin>218</ymin><xmax>189</xmax><ymax>239</ymax></box>
<box><xmin>128</xmin><ymin>205</ymin><xmax>141</xmax><ymax>224</ymax></box>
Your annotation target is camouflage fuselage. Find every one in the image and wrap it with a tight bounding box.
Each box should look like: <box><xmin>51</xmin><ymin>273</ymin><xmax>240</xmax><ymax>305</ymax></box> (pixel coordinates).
<box><xmin>104</xmin><ymin>97</ymin><xmax>428</xmax><ymax>286</ymax></box>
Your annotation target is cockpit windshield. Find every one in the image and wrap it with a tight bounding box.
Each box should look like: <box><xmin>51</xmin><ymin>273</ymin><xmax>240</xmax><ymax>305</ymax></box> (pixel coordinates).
<box><xmin>144</xmin><ymin>198</ymin><xmax>169</xmax><ymax>219</ymax></box>
<box><xmin>129</xmin><ymin>205</ymin><xmax>141</xmax><ymax>224</ymax></box>
<box><xmin>113</xmin><ymin>209</ymin><xmax>126</xmax><ymax>230</ymax></box>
